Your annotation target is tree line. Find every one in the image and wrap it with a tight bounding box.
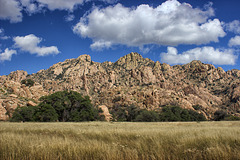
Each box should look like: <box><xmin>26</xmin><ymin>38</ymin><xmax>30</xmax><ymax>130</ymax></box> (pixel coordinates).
<box><xmin>110</xmin><ymin>104</ymin><xmax>207</xmax><ymax>122</ymax></box>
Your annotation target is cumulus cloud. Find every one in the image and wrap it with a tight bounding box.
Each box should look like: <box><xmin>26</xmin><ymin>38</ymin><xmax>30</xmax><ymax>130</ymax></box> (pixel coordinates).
<box><xmin>229</xmin><ymin>36</ymin><xmax>240</xmax><ymax>47</ymax></box>
<box><xmin>160</xmin><ymin>46</ymin><xmax>237</xmax><ymax>65</ymax></box>
<box><xmin>13</xmin><ymin>34</ymin><xmax>60</xmax><ymax>56</ymax></box>
<box><xmin>73</xmin><ymin>0</ymin><xmax>226</xmax><ymax>50</ymax></box>
<box><xmin>0</xmin><ymin>48</ymin><xmax>17</xmax><ymax>62</ymax></box>
<box><xmin>0</xmin><ymin>0</ymin><xmax>22</xmax><ymax>23</ymax></box>
<box><xmin>225</xmin><ymin>20</ymin><xmax>240</xmax><ymax>34</ymax></box>
<box><xmin>20</xmin><ymin>0</ymin><xmax>44</xmax><ymax>14</ymax></box>
<box><xmin>0</xmin><ymin>0</ymin><xmax>117</xmax><ymax>23</ymax></box>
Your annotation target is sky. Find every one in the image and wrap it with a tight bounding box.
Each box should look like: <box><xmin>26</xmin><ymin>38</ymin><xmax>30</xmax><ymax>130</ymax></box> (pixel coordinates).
<box><xmin>0</xmin><ymin>0</ymin><xmax>240</xmax><ymax>76</ymax></box>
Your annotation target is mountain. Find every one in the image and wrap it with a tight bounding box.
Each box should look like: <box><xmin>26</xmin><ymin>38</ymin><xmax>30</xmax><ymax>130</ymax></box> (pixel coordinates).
<box><xmin>0</xmin><ymin>52</ymin><xmax>240</xmax><ymax>120</ymax></box>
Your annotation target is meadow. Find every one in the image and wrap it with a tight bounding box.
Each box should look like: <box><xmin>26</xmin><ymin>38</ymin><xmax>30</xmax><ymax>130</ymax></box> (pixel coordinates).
<box><xmin>0</xmin><ymin>121</ymin><xmax>240</xmax><ymax>160</ymax></box>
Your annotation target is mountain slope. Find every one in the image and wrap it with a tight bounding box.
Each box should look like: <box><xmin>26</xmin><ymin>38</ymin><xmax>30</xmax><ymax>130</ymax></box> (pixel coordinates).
<box><xmin>0</xmin><ymin>52</ymin><xmax>239</xmax><ymax>120</ymax></box>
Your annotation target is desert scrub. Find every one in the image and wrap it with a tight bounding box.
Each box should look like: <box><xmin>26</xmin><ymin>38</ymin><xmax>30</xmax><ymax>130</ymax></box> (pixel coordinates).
<box><xmin>0</xmin><ymin>121</ymin><xmax>240</xmax><ymax>160</ymax></box>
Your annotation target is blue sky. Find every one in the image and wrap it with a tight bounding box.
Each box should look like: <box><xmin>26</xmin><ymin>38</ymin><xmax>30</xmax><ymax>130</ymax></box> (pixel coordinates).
<box><xmin>0</xmin><ymin>0</ymin><xmax>240</xmax><ymax>76</ymax></box>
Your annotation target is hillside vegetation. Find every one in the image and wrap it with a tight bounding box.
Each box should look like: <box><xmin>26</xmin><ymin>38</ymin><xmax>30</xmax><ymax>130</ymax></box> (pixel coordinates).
<box><xmin>1</xmin><ymin>122</ymin><xmax>240</xmax><ymax>160</ymax></box>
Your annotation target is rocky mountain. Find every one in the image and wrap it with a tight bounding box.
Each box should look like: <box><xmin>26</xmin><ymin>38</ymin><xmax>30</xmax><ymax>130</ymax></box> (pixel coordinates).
<box><xmin>0</xmin><ymin>52</ymin><xmax>240</xmax><ymax>120</ymax></box>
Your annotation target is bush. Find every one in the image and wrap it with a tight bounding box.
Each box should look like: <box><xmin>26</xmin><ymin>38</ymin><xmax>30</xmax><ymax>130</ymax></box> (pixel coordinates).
<box><xmin>110</xmin><ymin>104</ymin><xmax>141</xmax><ymax>122</ymax></box>
<box><xmin>159</xmin><ymin>106</ymin><xmax>206</xmax><ymax>122</ymax></box>
<box><xmin>213</xmin><ymin>110</ymin><xmax>227</xmax><ymax>121</ymax></box>
<box><xmin>213</xmin><ymin>110</ymin><xmax>240</xmax><ymax>121</ymax></box>
<box><xmin>21</xmin><ymin>79</ymin><xmax>35</xmax><ymax>87</ymax></box>
<box><xmin>224</xmin><ymin>115</ymin><xmax>240</xmax><ymax>121</ymax></box>
<box><xmin>192</xmin><ymin>105</ymin><xmax>202</xmax><ymax>110</ymax></box>
<box><xmin>135</xmin><ymin>110</ymin><xmax>159</xmax><ymax>122</ymax></box>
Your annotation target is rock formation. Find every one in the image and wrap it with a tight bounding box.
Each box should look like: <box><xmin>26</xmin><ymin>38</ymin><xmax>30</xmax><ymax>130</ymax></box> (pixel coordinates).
<box><xmin>0</xmin><ymin>52</ymin><xmax>239</xmax><ymax>120</ymax></box>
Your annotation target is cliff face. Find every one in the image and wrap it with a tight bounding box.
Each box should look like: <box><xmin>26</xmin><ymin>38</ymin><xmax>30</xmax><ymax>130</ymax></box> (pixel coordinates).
<box><xmin>1</xmin><ymin>52</ymin><xmax>240</xmax><ymax>120</ymax></box>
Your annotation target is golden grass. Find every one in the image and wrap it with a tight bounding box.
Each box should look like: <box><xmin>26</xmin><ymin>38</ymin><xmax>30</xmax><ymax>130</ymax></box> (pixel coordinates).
<box><xmin>0</xmin><ymin>121</ymin><xmax>240</xmax><ymax>160</ymax></box>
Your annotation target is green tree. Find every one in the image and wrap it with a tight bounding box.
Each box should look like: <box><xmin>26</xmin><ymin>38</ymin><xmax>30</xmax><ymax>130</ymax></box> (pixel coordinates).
<box><xmin>10</xmin><ymin>106</ymin><xmax>37</xmax><ymax>122</ymax></box>
<box><xmin>160</xmin><ymin>106</ymin><xmax>182</xmax><ymax>121</ymax></box>
<box><xmin>39</xmin><ymin>91</ymin><xmax>99</xmax><ymax>122</ymax></box>
<box><xmin>159</xmin><ymin>106</ymin><xmax>206</xmax><ymax>122</ymax></box>
<box><xmin>126</xmin><ymin>105</ymin><xmax>141</xmax><ymax>122</ymax></box>
<box><xmin>135</xmin><ymin>110</ymin><xmax>160</xmax><ymax>122</ymax></box>
<box><xmin>187</xmin><ymin>109</ymin><xmax>206</xmax><ymax>121</ymax></box>
<box><xmin>35</xmin><ymin>103</ymin><xmax>58</xmax><ymax>122</ymax></box>
<box><xmin>110</xmin><ymin>104</ymin><xmax>141</xmax><ymax>122</ymax></box>
<box><xmin>10</xmin><ymin>91</ymin><xmax>101</xmax><ymax>122</ymax></box>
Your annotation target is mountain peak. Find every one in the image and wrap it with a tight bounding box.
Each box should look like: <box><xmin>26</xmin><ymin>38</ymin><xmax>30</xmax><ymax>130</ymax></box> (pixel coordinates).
<box><xmin>189</xmin><ymin>60</ymin><xmax>202</xmax><ymax>64</ymax></box>
<box><xmin>76</xmin><ymin>54</ymin><xmax>91</xmax><ymax>62</ymax></box>
<box><xmin>117</xmin><ymin>52</ymin><xmax>143</xmax><ymax>62</ymax></box>
<box><xmin>115</xmin><ymin>52</ymin><xmax>146</xmax><ymax>70</ymax></box>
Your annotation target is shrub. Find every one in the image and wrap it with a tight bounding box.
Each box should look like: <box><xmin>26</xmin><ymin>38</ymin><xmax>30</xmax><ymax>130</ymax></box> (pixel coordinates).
<box><xmin>112</xmin><ymin>96</ymin><xmax>121</xmax><ymax>103</ymax></box>
<box><xmin>110</xmin><ymin>104</ymin><xmax>141</xmax><ymax>122</ymax></box>
<box><xmin>224</xmin><ymin>115</ymin><xmax>240</xmax><ymax>121</ymax></box>
<box><xmin>213</xmin><ymin>110</ymin><xmax>227</xmax><ymax>121</ymax></box>
<box><xmin>192</xmin><ymin>105</ymin><xmax>202</xmax><ymax>110</ymax></box>
<box><xmin>159</xmin><ymin>106</ymin><xmax>206</xmax><ymax>122</ymax></box>
<box><xmin>21</xmin><ymin>79</ymin><xmax>35</xmax><ymax>87</ymax></box>
<box><xmin>135</xmin><ymin>110</ymin><xmax>159</xmax><ymax>122</ymax></box>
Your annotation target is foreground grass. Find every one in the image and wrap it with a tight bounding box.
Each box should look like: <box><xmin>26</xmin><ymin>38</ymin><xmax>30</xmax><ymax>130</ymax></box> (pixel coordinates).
<box><xmin>0</xmin><ymin>121</ymin><xmax>240</xmax><ymax>160</ymax></box>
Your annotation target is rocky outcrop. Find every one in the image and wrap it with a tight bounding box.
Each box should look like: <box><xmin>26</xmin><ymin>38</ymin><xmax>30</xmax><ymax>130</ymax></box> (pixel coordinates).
<box><xmin>0</xmin><ymin>52</ymin><xmax>239</xmax><ymax>120</ymax></box>
<box><xmin>98</xmin><ymin>105</ymin><xmax>112</xmax><ymax>121</ymax></box>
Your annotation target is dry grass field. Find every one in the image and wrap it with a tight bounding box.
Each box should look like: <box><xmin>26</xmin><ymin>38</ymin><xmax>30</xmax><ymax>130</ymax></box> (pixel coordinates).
<box><xmin>0</xmin><ymin>121</ymin><xmax>240</xmax><ymax>160</ymax></box>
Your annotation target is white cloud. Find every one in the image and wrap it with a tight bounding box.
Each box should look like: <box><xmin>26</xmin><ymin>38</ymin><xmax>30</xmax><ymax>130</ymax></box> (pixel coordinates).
<box><xmin>0</xmin><ymin>0</ymin><xmax>22</xmax><ymax>23</ymax></box>
<box><xmin>13</xmin><ymin>34</ymin><xmax>60</xmax><ymax>56</ymax></box>
<box><xmin>0</xmin><ymin>36</ymin><xmax>10</xmax><ymax>40</ymax></box>
<box><xmin>160</xmin><ymin>46</ymin><xmax>237</xmax><ymax>65</ymax></box>
<box><xmin>0</xmin><ymin>48</ymin><xmax>17</xmax><ymax>62</ymax></box>
<box><xmin>20</xmin><ymin>0</ymin><xmax>44</xmax><ymax>14</ymax></box>
<box><xmin>36</xmin><ymin>0</ymin><xmax>117</xmax><ymax>11</ymax></box>
<box><xmin>229</xmin><ymin>36</ymin><xmax>240</xmax><ymax>47</ymax></box>
<box><xmin>65</xmin><ymin>14</ymin><xmax>75</xmax><ymax>22</ymax></box>
<box><xmin>0</xmin><ymin>28</ymin><xmax>10</xmax><ymax>40</ymax></box>
<box><xmin>36</xmin><ymin>0</ymin><xmax>84</xmax><ymax>11</ymax></box>
<box><xmin>73</xmin><ymin>1</ymin><xmax>225</xmax><ymax>50</ymax></box>
<box><xmin>90</xmin><ymin>40</ymin><xmax>112</xmax><ymax>50</ymax></box>
<box><xmin>225</xmin><ymin>20</ymin><xmax>240</xmax><ymax>34</ymax></box>
<box><xmin>34</xmin><ymin>0</ymin><xmax>118</xmax><ymax>11</ymax></box>
<box><xmin>0</xmin><ymin>0</ymin><xmax>117</xmax><ymax>23</ymax></box>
